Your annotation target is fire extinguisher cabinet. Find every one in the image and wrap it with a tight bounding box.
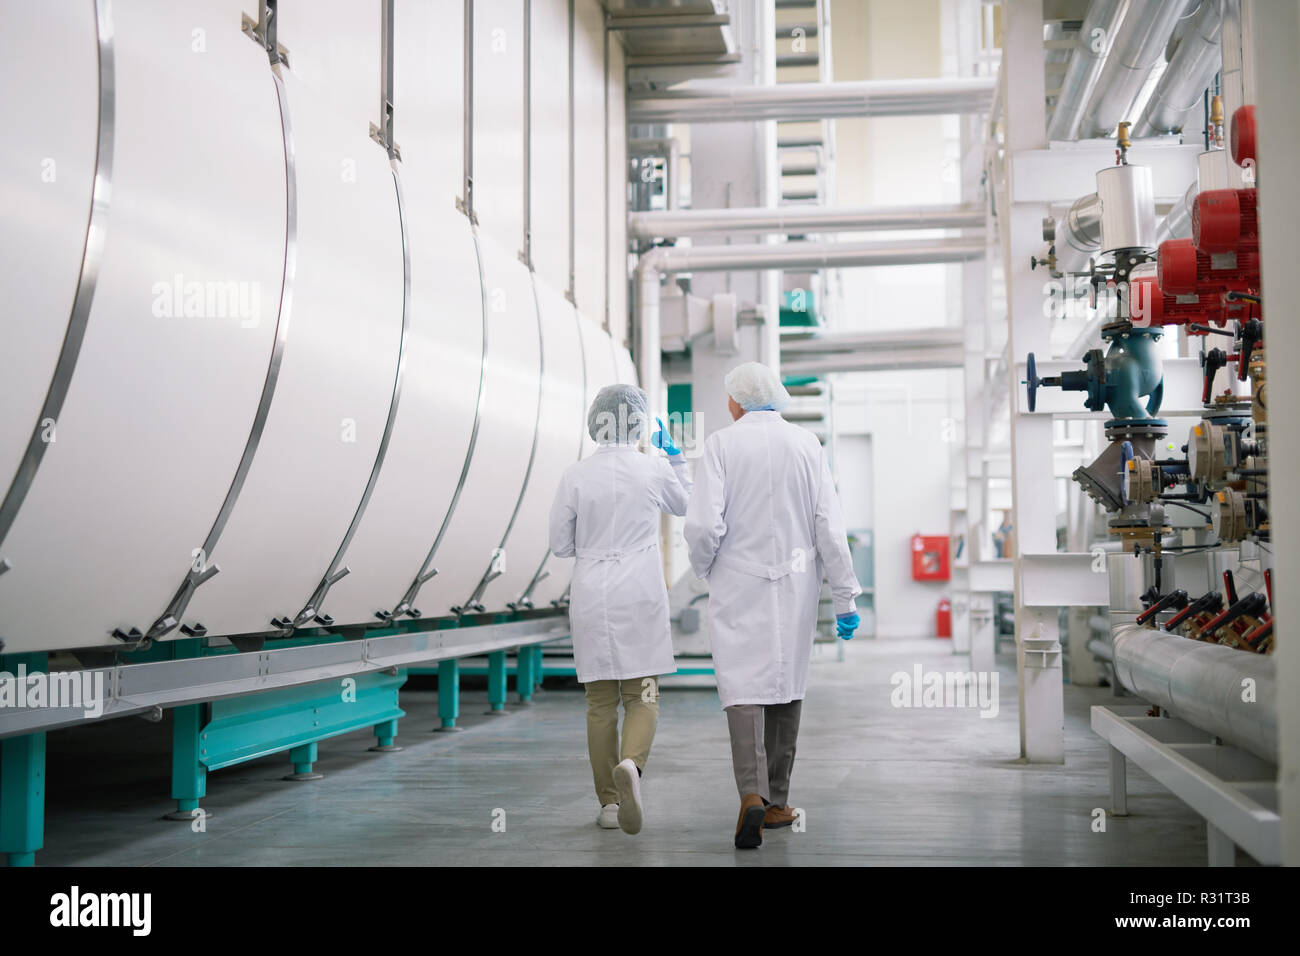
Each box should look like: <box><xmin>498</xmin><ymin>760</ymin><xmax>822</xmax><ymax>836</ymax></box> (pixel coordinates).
<box><xmin>910</xmin><ymin>534</ymin><xmax>950</xmax><ymax>581</ymax></box>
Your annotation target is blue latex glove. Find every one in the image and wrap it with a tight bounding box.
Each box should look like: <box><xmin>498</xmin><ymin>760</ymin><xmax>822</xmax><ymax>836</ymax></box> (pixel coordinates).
<box><xmin>651</xmin><ymin>417</ymin><xmax>681</xmax><ymax>456</ymax></box>
<box><xmin>835</xmin><ymin>611</ymin><xmax>860</xmax><ymax>640</ymax></box>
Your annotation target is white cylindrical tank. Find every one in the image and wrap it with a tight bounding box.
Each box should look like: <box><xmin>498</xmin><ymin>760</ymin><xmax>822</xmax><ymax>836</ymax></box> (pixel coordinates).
<box><xmin>0</xmin><ymin>0</ymin><xmax>630</xmax><ymax>653</ymax></box>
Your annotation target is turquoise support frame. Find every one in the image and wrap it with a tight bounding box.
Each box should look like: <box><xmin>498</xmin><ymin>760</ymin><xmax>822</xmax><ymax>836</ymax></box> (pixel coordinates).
<box><xmin>373</xmin><ymin>718</ymin><xmax>399</xmax><ymax>748</ymax></box>
<box><xmin>437</xmin><ymin>659</ymin><xmax>460</xmax><ymax>729</ymax></box>
<box><xmin>167</xmin><ymin>666</ymin><xmax>405</xmax><ymax>814</ymax></box>
<box><xmin>487</xmin><ymin>651</ymin><xmax>508</xmax><ymax>712</ymax></box>
<box><xmin>516</xmin><ymin>643</ymin><xmax>535</xmax><ymax>703</ymax></box>
<box><xmin>0</xmin><ymin>652</ymin><xmax>48</xmax><ymax>867</ymax></box>
<box><xmin>3</xmin><ymin>613</ymin><xmax>568</xmax><ymax>861</ymax></box>
<box><xmin>170</xmin><ymin>702</ymin><xmax>206</xmax><ymax>816</ymax></box>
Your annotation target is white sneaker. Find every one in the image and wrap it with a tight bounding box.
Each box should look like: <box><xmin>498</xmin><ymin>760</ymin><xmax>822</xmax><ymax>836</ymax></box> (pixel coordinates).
<box><xmin>597</xmin><ymin>804</ymin><xmax>620</xmax><ymax>828</ymax></box>
<box><xmin>613</xmin><ymin>759</ymin><xmax>643</xmax><ymax>835</ymax></box>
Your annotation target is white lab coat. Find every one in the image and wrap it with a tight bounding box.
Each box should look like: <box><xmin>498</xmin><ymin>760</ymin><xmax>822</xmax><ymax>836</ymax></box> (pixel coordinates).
<box><xmin>684</xmin><ymin>411</ymin><xmax>860</xmax><ymax>707</ymax></box>
<box><xmin>549</xmin><ymin>445</ymin><xmax>692</xmax><ymax>683</ymax></box>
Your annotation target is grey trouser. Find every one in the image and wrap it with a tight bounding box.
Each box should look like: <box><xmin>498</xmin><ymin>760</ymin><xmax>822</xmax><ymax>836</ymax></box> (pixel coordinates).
<box><xmin>724</xmin><ymin>699</ymin><xmax>803</xmax><ymax>806</ymax></box>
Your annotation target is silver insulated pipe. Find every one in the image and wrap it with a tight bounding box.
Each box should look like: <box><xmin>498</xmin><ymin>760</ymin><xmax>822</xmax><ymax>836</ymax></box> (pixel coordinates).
<box><xmin>1132</xmin><ymin>0</ymin><xmax>1225</xmax><ymax>136</ymax></box>
<box><xmin>1111</xmin><ymin>624</ymin><xmax>1277</xmax><ymax>762</ymax></box>
<box><xmin>627</xmin><ymin>77</ymin><xmax>996</xmax><ymax>124</ymax></box>
<box><xmin>628</xmin><ymin>203</ymin><xmax>983</xmax><ymax>240</ymax></box>
<box><xmin>1056</xmin><ymin>192</ymin><xmax>1103</xmax><ymax>272</ymax></box>
<box><xmin>1106</xmin><ymin>550</ymin><xmax>1276</xmax><ymax>763</ymax></box>
<box><xmin>1156</xmin><ymin>182</ymin><xmax>1198</xmax><ymax>243</ymax></box>
<box><xmin>1079</xmin><ymin>0</ymin><xmax>1192</xmax><ymax>137</ymax></box>
<box><xmin>1047</xmin><ymin>0</ymin><xmax>1130</xmax><ymax>140</ymax></box>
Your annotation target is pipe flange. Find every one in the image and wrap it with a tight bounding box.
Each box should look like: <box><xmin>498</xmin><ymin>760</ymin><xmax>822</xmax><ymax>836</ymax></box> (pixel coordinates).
<box><xmin>1104</xmin><ymin>419</ymin><xmax>1168</xmax><ymax>442</ymax></box>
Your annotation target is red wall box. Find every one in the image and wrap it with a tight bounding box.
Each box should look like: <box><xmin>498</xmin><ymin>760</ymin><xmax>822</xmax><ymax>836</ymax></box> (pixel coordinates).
<box><xmin>911</xmin><ymin>534</ymin><xmax>950</xmax><ymax>581</ymax></box>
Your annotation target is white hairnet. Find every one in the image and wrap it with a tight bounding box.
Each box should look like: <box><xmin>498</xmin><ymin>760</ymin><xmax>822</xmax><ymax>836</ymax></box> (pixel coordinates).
<box><xmin>587</xmin><ymin>384</ymin><xmax>650</xmax><ymax>444</ymax></box>
<box><xmin>724</xmin><ymin>362</ymin><xmax>791</xmax><ymax>412</ymax></box>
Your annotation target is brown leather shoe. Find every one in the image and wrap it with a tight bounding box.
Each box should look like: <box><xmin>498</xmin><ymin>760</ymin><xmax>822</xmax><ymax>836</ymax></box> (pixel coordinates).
<box><xmin>763</xmin><ymin>804</ymin><xmax>797</xmax><ymax>829</ymax></box>
<box><xmin>734</xmin><ymin>793</ymin><xmax>766</xmax><ymax>849</ymax></box>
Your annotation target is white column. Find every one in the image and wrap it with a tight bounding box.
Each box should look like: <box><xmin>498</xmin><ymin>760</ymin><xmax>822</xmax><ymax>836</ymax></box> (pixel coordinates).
<box><xmin>1003</xmin><ymin>0</ymin><xmax>1064</xmax><ymax>763</ymax></box>
<box><xmin>1250</xmin><ymin>0</ymin><xmax>1300</xmax><ymax>868</ymax></box>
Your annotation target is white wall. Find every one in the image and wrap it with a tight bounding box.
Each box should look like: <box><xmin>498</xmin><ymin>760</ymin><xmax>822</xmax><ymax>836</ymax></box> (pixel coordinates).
<box><xmin>824</xmin><ymin>0</ymin><xmax>961</xmax><ymax>638</ymax></box>
<box><xmin>830</xmin><ymin>0</ymin><xmax>961</xmax><ymax>331</ymax></box>
<box><xmin>833</xmin><ymin>368</ymin><xmax>959</xmax><ymax>639</ymax></box>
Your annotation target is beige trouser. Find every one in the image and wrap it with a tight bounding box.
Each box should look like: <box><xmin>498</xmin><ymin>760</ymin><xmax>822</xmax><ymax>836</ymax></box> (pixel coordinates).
<box><xmin>585</xmin><ymin>676</ymin><xmax>660</xmax><ymax>805</ymax></box>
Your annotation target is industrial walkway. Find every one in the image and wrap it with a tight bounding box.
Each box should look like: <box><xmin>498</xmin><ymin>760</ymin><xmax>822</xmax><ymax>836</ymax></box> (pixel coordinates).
<box><xmin>39</xmin><ymin>638</ymin><xmax>1210</xmax><ymax>866</ymax></box>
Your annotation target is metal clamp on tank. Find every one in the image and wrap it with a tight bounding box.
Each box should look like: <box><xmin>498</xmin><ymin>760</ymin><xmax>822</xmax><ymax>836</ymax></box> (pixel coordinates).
<box><xmin>385</xmin><ymin>565</ymin><xmax>439</xmax><ymax>621</ymax></box>
<box><xmin>454</xmin><ymin>549</ymin><xmax>507</xmax><ymax>616</ymax></box>
<box><xmin>294</xmin><ymin>565</ymin><xmax>352</xmax><ymax>629</ymax></box>
<box><xmin>144</xmin><ymin>560</ymin><xmax>222</xmax><ymax>646</ymax></box>
<box><xmin>510</xmin><ymin>561</ymin><xmax>552</xmax><ymax>612</ymax></box>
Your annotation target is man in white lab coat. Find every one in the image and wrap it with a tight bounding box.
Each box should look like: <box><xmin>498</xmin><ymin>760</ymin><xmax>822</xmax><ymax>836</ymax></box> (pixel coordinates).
<box><xmin>684</xmin><ymin>362</ymin><xmax>861</xmax><ymax>849</ymax></box>
<box><xmin>549</xmin><ymin>384</ymin><xmax>692</xmax><ymax>835</ymax></box>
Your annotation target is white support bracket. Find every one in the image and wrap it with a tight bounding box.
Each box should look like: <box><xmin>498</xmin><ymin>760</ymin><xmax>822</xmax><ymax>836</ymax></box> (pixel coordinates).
<box><xmin>1092</xmin><ymin>704</ymin><xmax>1281</xmax><ymax>866</ymax></box>
<box><xmin>1011</xmin><ymin>143</ymin><xmax>1201</xmax><ymax>205</ymax></box>
<box><xmin>1019</xmin><ymin>552</ymin><xmax>1110</xmax><ymax>606</ymax></box>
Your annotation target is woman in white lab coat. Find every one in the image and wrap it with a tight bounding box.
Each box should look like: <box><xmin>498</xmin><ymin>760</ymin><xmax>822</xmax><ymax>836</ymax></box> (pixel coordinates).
<box><xmin>548</xmin><ymin>384</ymin><xmax>691</xmax><ymax>835</ymax></box>
<box><xmin>684</xmin><ymin>362</ymin><xmax>861</xmax><ymax>849</ymax></box>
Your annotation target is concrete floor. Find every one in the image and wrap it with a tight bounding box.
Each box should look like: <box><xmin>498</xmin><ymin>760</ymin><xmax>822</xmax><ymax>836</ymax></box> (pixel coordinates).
<box><xmin>37</xmin><ymin>637</ymin><xmax>1212</xmax><ymax>866</ymax></box>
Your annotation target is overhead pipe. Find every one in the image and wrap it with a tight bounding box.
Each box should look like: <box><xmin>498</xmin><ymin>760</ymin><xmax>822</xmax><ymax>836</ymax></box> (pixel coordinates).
<box><xmin>638</xmin><ymin>237</ymin><xmax>983</xmax><ymax>275</ymax></box>
<box><xmin>782</xmin><ymin>327</ymin><xmax>964</xmax><ymax>354</ymax></box>
<box><xmin>780</xmin><ymin>348</ymin><xmax>965</xmax><ymax>376</ymax></box>
<box><xmin>629</xmin><ymin>203</ymin><xmax>983</xmax><ymax>239</ymax></box>
<box><xmin>627</xmin><ymin>77</ymin><xmax>996</xmax><ymax>125</ymax></box>
<box><xmin>1133</xmin><ymin>0</ymin><xmax>1225</xmax><ymax>136</ymax></box>
<box><xmin>1047</xmin><ymin>0</ymin><xmax>1130</xmax><ymax>141</ymax></box>
<box><xmin>1079</xmin><ymin>0</ymin><xmax>1193</xmax><ymax>138</ymax></box>
<box><xmin>635</xmin><ymin>238</ymin><xmax>985</xmax><ymax>422</ymax></box>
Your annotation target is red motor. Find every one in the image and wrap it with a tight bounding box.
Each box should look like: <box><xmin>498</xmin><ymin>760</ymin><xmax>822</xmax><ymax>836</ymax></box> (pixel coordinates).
<box><xmin>1129</xmin><ymin>274</ymin><xmax>1220</xmax><ymax>333</ymax></box>
<box><xmin>1192</xmin><ymin>188</ymin><xmax>1258</xmax><ymax>255</ymax></box>
<box><xmin>1157</xmin><ymin>237</ymin><xmax>1260</xmax><ymax>323</ymax></box>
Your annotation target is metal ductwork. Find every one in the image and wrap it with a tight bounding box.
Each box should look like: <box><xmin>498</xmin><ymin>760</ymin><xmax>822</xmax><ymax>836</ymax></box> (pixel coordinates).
<box><xmin>635</xmin><ymin>238</ymin><xmax>985</xmax><ymax>421</ymax></box>
<box><xmin>1047</xmin><ymin>0</ymin><xmax>1130</xmax><ymax>141</ymax></box>
<box><xmin>1055</xmin><ymin>192</ymin><xmax>1104</xmax><ymax>273</ymax></box>
<box><xmin>1079</xmin><ymin>0</ymin><xmax>1193</xmax><ymax>138</ymax></box>
<box><xmin>627</xmin><ymin>77</ymin><xmax>996</xmax><ymax>124</ymax></box>
<box><xmin>1156</xmin><ymin>181</ymin><xmax>1198</xmax><ymax>243</ymax></box>
<box><xmin>629</xmin><ymin>203</ymin><xmax>983</xmax><ymax>239</ymax></box>
<box><xmin>1132</xmin><ymin>0</ymin><xmax>1225</xmax><ymax>136</ymax></box>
